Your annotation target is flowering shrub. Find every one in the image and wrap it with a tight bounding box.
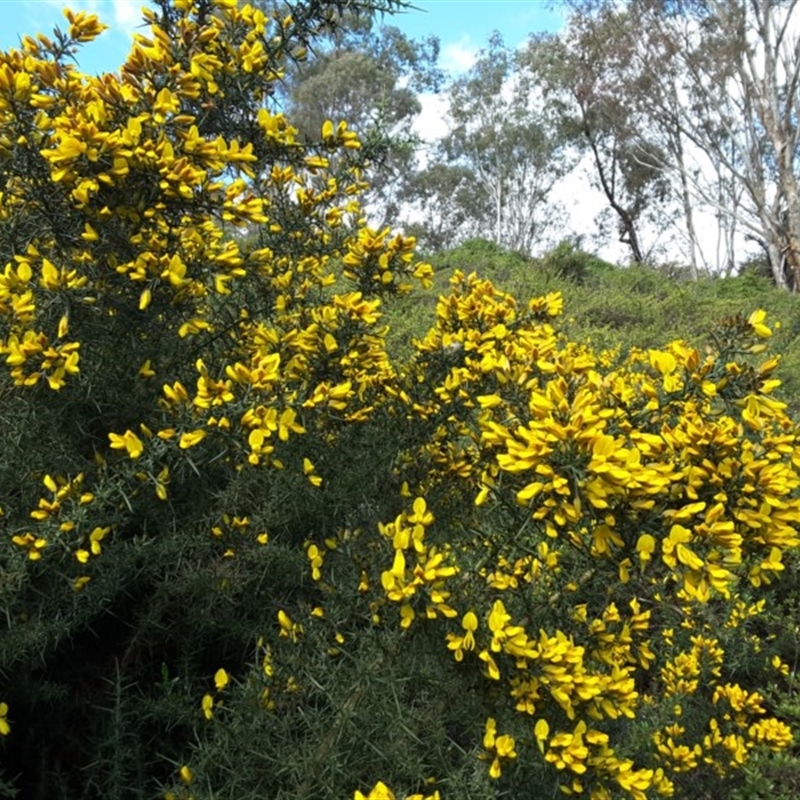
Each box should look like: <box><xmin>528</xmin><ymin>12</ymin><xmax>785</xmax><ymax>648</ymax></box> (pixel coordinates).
<box><xmin>0</xmin><ymin>2</ymin><xmax>797</xmax><ymax>799</ymax></box>
<box><xmin>370</xmin><ymin>277</ymin><xmax>798</xmax><ymax>797</ymax></box>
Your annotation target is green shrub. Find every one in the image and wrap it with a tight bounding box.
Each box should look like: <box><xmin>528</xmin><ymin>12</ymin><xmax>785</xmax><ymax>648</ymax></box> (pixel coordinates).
<box><xmin>1</xmin><ymin>7</ymin><xmax>800</xmax><ymax>800</ymax></box>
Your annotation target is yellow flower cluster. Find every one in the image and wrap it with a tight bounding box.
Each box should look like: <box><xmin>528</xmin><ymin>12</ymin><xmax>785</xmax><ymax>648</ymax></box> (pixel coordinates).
<box><xmin>0</xmin><ymin>0</ymin><xmax>432</xmax><ymax>589</ymax></box>
<box><xmin>354</xmin><ymin>781</ymin><xmax>439</xmax><ymax>800</ymax></box>
<box><xmin>360</xmin><ymin>272</ymin><xmax>797</xmax><ymax>796</ymax></box>
<box><xmin>379</xmin><ymin>497</ymin><xmax>459</xmax><ymax>628</ymax></box>
<box><xmin>201</xmin><ymin>667</ymin><xmax>229</xmax><ymax>721</ymax></box>
<box><xmin>481</xmin><ymin>716</ymin><xmax>517</xmax><ymax>778</ymax></box>
<box><xmin>2</xmin><ymin>3</ymin><xmax>796</xmax><ymax>799</ymax></box>
<box><xmin>652</xmin><ymin>682</ymin><xmax>793</xmax><ymax>779</ymax></box>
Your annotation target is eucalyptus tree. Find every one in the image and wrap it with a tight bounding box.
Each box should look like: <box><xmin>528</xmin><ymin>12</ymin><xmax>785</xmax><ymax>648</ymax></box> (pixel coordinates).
<box><xmin>661</xmin><ymin>0</ymin><xmax>800</xmax><ymax>288</ymax></box>
<box><xmin>520</xmin><ymin>18</ymin><xmax>675</xmax><ymax>266</ymax></box>
<box><xmin>551</xmin><ymin>0</ymin><xmax>800</xmax><ymax>287</ymax></box>
<box><xmin>406</xmin><ymin>34</ymin><xmax>570</xmax><ymax>256</ymax></box>
<box><xmin>266</xmin><ymin>2</ymin><xmax>444</xmax><ymax>225</ymax></box>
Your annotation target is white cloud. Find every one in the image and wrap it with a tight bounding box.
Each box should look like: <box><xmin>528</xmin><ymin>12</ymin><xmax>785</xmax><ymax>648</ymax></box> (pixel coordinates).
<box><xmin>439</xmin><ymin>36</ymin><xmax>478</xmax><ymax>74</ymax></box>
<box><xmin>112</xmin><ymin>0</ymin><xmax>148</xmax><ymax>36</ymax></box>
<box><xmin>412</xmin><ymin>93</ymin><xmax>450</xmax><ymax>146</ymax></box>
<box><xmin>548</xmin><ymin>159</ymin><xmax>627</xmax><ymax>262</ymax></box>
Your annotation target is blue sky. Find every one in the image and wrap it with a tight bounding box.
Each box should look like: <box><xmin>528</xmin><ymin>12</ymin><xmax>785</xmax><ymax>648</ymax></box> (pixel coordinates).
<box><xmin>0</xmin><ymin>0</ymin><xmax>564</xmax><ymax>76</ymax></box>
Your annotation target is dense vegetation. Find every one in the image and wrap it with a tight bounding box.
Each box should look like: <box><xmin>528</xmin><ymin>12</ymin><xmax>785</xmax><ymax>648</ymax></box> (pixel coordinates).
<box><xmin>294</xmin><ymin>0</ymin><xmax>800</xmax><ymax>288</ymax></box>
<box><xmin>389</xmin><ymin>239</ymin><xmax>800</xmax><ymax>408</ymax></box>
<box><xmin>1</xmin><ymin>3</ymin><xmax>800</xmax><ymax>800</ymax></box>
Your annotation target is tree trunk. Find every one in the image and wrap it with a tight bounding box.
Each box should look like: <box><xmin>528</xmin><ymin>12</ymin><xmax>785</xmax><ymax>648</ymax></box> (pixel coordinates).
<box><xmin>581</xmin><ymin>114</ymin><xmax>645</xmax><ymax>264</ymax></box>
<box><xmin>780</xmin><ymin>181</ymin><xmax>800</xmax><ymax>292</ymax></box>
<box><xmin>496</xmin><ymin>180</ymin><xmax>502</xmax><ymax>248</ymax></box>
<box><xmin>675</xmin><ymin>132</ymin><xmax>700</xmax><ymax>278</ymax></box>
<box><xmin>765</xmin><ymin>236</ymin><xmax>788</xmax><ymax>289</ymax></box>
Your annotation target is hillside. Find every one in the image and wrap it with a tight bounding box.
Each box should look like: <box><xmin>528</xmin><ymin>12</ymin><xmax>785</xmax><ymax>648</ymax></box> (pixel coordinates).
<box><xmin>387</xmin><ymin>239</ymin><xmax>800</xmax><ymax>411</ymax></box>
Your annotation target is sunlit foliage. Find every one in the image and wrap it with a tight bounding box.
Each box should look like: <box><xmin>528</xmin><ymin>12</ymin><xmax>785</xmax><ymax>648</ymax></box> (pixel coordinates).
<box><xmin>0</xmin><ymin>2</ymin><xmax>797</xmax><ymax>799</ymax></box>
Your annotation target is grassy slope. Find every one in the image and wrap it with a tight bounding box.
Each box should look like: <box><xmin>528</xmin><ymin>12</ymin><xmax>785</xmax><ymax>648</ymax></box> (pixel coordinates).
<box><xmin>387</xmin><ymin>239</ymin><xmax>800</xmax><ymax>411</ymax></box>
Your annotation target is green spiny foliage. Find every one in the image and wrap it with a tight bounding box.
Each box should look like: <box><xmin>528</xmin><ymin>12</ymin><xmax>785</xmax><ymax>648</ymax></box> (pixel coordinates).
<box><xmin>2</xmin><ymin>5</ymin><xmax>800</xmax><ymax>800</ymax></box>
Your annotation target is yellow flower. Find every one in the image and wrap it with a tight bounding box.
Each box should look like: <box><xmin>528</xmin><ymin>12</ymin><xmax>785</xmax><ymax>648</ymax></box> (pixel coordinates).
<box><xmin>277</xmin><ymin>408</ymin><xmax>306</xmax><ymax>440</ymax></box>
<box><xmin>179</xmin><ymin>429</ymin><xmax>207</xmax><ymax>449</ymax></box>
<box><xmin>109</xmin><ymin>430</ymin><xmax>144</xmax><ymax>459</ymax></box>
<box><xmin>662</xmin><ymin>525</ymin><xmax>692</xmax><ymax>569</ymax></box>
<box><xmin>748</xmin><ymin>309</ymin><xmax>772</xmax><ymax>338</ymax></box>
<box><xmin>303</xmin><ymin>457</ymin><xmax>322</xmax><ymax>487</ymax></box>
<box><xmin>749</xmin><ymin>546</ymin><xmax>785</xmax><ymax>587</ymax></box>
<box><xmin>201</xmin><ymin>694</ymin><xmax>214</xmax><ymax>720</ymax></box>
<box><xmin>488</xmin><ymin>599</ymin><xmax>511</xmax><ymax>638</ymax></box>
<box><xmin>64</xmin><ymin>8</ymin><xmax>108</xmax><ymax>42</ymax></box>
<box><xmin>534</xmin><ymin>718</ymin><xmax>550</xmax><ymax>753</ymax></box>
<box><xmin>0</xmin><ymin>703</ymin><xmax>10</xmax><ymax>736</ymax></box>
<box><xmin>545</xmin><ymin>720</ymin><xmax>589</xmax><ymax>775</ymax></box>
<box><xmin>214</xmin><ymin>668</ymin><xmax>229</xmax><ymax>691</ymax></box>
<box><xmin>636</xmin><ymin>533</ymin><xmax>655</xmax><ymax>568</ymax></box>
<box><xmin>278</xmin><ymin>609</ymin><xmax>303</xmax><ymax>642</ymax></box>
<box><xmin>88</xmin><ymin>526</ymin><xmax>111</xmax><ymax>556</ymax></box>
<box><xmin>408</xmin><ymin>496</ymin><xmax>434</xmax><ymax>526</ymax></box>
<box><xmin>615</xmin><ymin>764</ymin><xmax>655</xmax><ymax>795</ymax></box>
<box><xmin>479</xmin><ymin>650</ymin><xmax>500</xmax><ymax>680</ymax></box>
<box><xmin>12</xmin><ymin>532</ymin><xmax>48</xmax><ymax>560</ymax></box>
<box><xmin>771</xmin><ymin>655</ymin><xmax>790</xmax><ymax>677</ymax></box>
<box><xmin>354</xmin><ymin>782</ymin><xmax>395</xmax><ymax>800</ymax></box>
<box><xmin>154</xmin><ymin>466</ymin><xmax>170</xmax><ymax>500</ymax></box>
<box><xmin>748</xmin><ymin>717</ymin><xmax>793</xmax><ymax>750</ymax></box>
<box><xmin>306</xmin><ymin>543</ymin><xmax>324</xmax><ymax>580</ymax></box>
<box><xmin>446</xmin><ymin>611</ymin><xmax>478</xmax><ymax>661</ymax></box>
<box><xmin>400</xmin><ymin>604</ymin><xmax>415</xmax><ymax>629</ymax></box>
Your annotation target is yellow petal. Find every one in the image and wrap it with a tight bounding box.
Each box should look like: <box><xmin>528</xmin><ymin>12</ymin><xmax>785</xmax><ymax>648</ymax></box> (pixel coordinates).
<box><xmin>214</xmin><ymin>668</ymin><xmax>229</xmax><ymax>690</ymax></box>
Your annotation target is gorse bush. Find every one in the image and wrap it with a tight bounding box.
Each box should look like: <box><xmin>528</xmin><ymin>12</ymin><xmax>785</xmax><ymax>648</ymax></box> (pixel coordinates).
<box><xmin>405</xmin><ymin>245</ymin><xmax>800</xmax><ymax>411</ymax></box>
<box><xmin>0</xmin><ymin>2</ymin><xmax>798</xmax><ymax>800</ymax></box>
<box><xmin>0</xmin><ymin>1</ymin><xmax>430</xmax><ymax>795</ymax></box>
